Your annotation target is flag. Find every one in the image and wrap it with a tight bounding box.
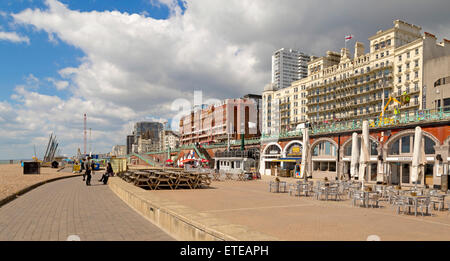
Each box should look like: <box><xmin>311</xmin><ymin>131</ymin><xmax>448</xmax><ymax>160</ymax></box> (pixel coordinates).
<box><xmin>345</xmin><ymin>35</ymin><xmax>353</xmax><ymax>42</ymax></box>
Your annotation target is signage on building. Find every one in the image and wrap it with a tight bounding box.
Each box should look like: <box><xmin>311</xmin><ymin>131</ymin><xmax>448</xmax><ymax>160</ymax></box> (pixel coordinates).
<box><xmin>386</xmin><ymin>157</ymin><xmax>412</xmax><ymax>161</ymax></box>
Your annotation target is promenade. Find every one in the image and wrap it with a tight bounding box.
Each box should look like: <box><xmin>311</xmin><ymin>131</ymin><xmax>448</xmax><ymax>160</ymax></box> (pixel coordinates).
<box><xmin>0</xmin><ymin>175</ymin><xmax>174</xmax><ymax>241</ymax></box>
<box><xmin>140</xmin><ymin>176</ymin><xmax>450</xmax><ymax>241</ymax></box>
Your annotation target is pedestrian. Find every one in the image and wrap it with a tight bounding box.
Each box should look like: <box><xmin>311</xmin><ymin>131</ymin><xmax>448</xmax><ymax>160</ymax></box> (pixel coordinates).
<box><xmin>91</xmin><ymin>160</ymin><xmax>96</xmax><ymax>176</ymax></box>
<box><xmin>81</xmin><ymin>159</ymin><xmax>86</xmax><ymax>181</ymax></box>
<box><xmin>85</xmin><ymin>157</ymin><xmax>92</xmax><ymax>186</ymax></box>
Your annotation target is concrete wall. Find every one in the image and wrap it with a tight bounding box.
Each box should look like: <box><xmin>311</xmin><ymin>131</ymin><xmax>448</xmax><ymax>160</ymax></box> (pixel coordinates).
<box><xmin>108</xmin><ymin>177</ymin><xmax>278</xmax><ymax>241</ymax></box>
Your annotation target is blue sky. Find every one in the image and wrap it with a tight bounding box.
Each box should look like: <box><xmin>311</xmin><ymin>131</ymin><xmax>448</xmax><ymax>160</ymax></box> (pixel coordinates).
<box><xmin>0</xmin><ymin>0</ymin><xmax>183</xmax><ymax>100</ymax></box>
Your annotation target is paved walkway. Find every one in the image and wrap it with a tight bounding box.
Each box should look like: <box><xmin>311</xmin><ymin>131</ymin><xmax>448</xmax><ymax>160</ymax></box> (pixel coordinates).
<box><xmin>147</xmin><ymin>176</ymin><xmax>450</xmax><ymax>241</ymax></box>
<box><xmin>0</xmin><ymin>175</ymin><xmax>174</xmax><ymax>241</ymax></box>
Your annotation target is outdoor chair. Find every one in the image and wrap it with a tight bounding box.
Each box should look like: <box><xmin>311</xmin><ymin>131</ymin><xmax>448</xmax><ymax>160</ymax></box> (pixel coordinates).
<box><xmin>352</xmin><ymin>191</ymin><xmax>364</xmax><ymax>207</ymax></box>
<box><xmin>368</xmin><ymin>192</ymin><xmax>381</xmax><ymax>208</ymax></box>
<box><xmin>402</xmin><ymin>197</ymin><xmax>416</xmax><ymax>215</ymax></box>
<box><xmin>327</xmin><ymin>187</ymin><xmax>342</xmax><ymax>201</ymax></box>
<box><xmin>430</xmin><ymin>191</ymin><xmax>445</xmax><ymax>211</ymax></box>
<box><xmin>289</xmin><ymin>183</ymin><xmax>301</xmax><ymax>197</ymax></box>
<box><xmin>391</xmin><ymin>195</ymin><xmax>406</xmax><ymax>214</ymax></box>
<box><xmin>417</xmin><ymin>197</ymin><xmax>433</xmax><ymax>217</ymax></box>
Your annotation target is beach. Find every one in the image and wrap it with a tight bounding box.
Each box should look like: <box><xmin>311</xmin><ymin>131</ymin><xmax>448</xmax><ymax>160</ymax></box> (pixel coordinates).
<box><xmin>0</xmin><ymin>164</ymin><xmax>78</xmax><ymax>203</ymax></box>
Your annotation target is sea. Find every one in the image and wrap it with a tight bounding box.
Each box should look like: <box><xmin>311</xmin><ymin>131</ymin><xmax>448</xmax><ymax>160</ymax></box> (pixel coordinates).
<box><xmin>0</xmin><ymin>159</ymin><xmax>32</xmax><ymax>165</ymax></box>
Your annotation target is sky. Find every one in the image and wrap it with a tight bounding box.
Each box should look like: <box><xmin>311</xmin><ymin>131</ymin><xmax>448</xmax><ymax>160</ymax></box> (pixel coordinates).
<box><xmin>1</xmin><ymin>0</ymin><xmax>450</xmax><ymax>159</ymax></box>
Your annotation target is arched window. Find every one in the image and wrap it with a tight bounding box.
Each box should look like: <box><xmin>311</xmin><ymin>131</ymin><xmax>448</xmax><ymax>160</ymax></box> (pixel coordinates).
<box><xmin>312</xmin><ymin>141</ymin><xmax>337</xmax><ymax>157</ymax></box>
<box><xmin>344</xmin><ymin>138</ymin><xmax>378</xmax><ymax>156</ymax></box>
<box><xmin>389</xmin><ymin>134</ymin><xmax>436</xmax><ymax>155</ymax></box>
<box><xmin>265</xmin><ymin>144</ymin><xmax>281</xmax><ymax>155</ymax></box>
<box><xmin>285</xmin><ymin>142</ymin><xmax>302</xmax><ymax>156</ymax></box>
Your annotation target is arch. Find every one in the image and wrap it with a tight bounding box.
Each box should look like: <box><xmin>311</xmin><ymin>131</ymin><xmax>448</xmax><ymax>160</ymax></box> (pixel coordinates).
<box><xmin>340</xmin><ymin>134</ymin><xmax>379</xmax><ymax>158</ymax></box>
<box><xmin>384</xmin><ymin>129</ymin><xmax>440</xmax><ymax>151</ymax></box>
<box><xmin>282</xmin><ymin>140</ymin><xmax>303</xmax><ymax>157</ymax></box>
<box><xmin>443</xmin><ymin>135</ymin><xmax>450</xmax><ymax>146</ymax></box>
<box><xmin>262</xmin><ymin>142</ymin><xmax>282</xmax><ymax>155</ymax></box>
<box><xmin>310</xmin><ymin>138</ymin><xmax>338</xmax><ymax>158</ymax></box>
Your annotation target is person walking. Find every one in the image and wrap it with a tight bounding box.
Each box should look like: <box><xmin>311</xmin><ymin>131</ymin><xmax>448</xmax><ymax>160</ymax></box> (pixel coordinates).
<box><xmin>81</xmin><ymin>159</ymin><xmax>86</xmax><ymax>181</ymax></box>
<box><xmin>91</xmin><ymin>160</ymin><xmax>96</xmax><ymax>176</ymax></box>
<box><xmin>85</xmin><ymin>157</ymin><xmax>92</xmax><ymax>186</ymax></box>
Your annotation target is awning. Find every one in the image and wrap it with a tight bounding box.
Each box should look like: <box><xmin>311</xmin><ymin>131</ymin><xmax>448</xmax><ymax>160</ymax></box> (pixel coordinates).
<box><xmin>182</xmin><ymin>159</ymin><xmax>195</xmax><ymax>163</ymax></box>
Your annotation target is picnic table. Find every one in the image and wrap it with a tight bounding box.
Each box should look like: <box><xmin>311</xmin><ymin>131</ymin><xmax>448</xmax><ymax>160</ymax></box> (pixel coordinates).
<box><xmin>120</xmin><ymin>170</ymin><xmax>211</xmax><ymax>190</ymax></box>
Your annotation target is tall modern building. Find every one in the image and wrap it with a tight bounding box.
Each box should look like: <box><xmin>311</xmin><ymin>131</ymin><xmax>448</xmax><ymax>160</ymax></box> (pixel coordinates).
<box><xmin>126</xmin><ymin>121</ymin><xmax>164</xmax><ymax>154</ymax></box>
<box><xmin>272</xmin><ymin>48</ymin><xmax>310</xmax><ymax>90</ymax></box>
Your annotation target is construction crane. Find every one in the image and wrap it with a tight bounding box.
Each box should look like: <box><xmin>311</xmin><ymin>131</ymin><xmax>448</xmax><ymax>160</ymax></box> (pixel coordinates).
<box><xmin>84</xmin><ymin>113</ymin><xmax>87</xmax><ymax>156</ymax></box>
<box><xmin>375</xmin><ymin>92</ymin><xmax>410</xmax><ymax>126</ymax></box>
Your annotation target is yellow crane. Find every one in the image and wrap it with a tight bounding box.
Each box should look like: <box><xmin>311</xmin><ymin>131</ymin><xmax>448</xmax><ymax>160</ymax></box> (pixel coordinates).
<box><xmin>372</xmin><ymin>92</ymin><xmax>410</xmax><ymax>127</ymax></box>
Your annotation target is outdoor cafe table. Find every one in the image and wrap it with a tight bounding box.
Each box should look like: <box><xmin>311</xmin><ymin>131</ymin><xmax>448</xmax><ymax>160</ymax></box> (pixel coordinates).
<box><xmin>225</xmin><ymin>172</ymin><xmax>233</xmax><ymax>180</ymax></box>
<box><xmin>297</xmin><ymin>183</ymin><xmax>310</xmax><ymax>196</ymax></box>
<box><xmin>236</xmin><ymin>172</ymin><xmax>246</xmax><ymax>181</ymax></box>
<box><xmin>403</xmin><ymin>195</ymin><xmax>429</xmax><ymax>216</ymax></box>
<box><xmin>212</xmin><ymin>172</ymin><xmax>221</xmax><ymax>181</ymax></box>
<box><xmin>319</xmin><ymin>185</ymin><xmax>338</xmax><ymax>201</ymax></box>
<box><xmin>361</xmin><ymin>191</ymin><xmax>379</xmax><ymax>208</ymax></box>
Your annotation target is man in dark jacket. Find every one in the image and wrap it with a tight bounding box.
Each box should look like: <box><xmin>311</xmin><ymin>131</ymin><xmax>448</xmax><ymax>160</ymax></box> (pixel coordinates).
<box><xmin>85</xmin><ymin>157</ymin><xmax>92</xmax><ymax>186</ymax></box>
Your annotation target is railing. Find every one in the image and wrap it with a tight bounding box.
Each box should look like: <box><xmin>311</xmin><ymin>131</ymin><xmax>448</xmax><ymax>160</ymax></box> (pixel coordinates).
<box><xmin>310</xmin><ymin>106</ymin><xmax>450</xmax><ymax>135</ymax></box>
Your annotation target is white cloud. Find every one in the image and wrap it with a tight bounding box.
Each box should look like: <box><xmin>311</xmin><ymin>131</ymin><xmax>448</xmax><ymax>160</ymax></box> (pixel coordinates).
<box><xmin>2</xmin><ymin>0</ymin><xmax>450</xmax><ymax>159</ymax></box>
<box><xmin>0</xmin><ymin>31</ymin><xmax>30</xmax><ymax>44</ymax></box>
<box><xmin>46</xmin><ymin>77</ymin><xmax>69</xmax><ymax>90</ymax></box>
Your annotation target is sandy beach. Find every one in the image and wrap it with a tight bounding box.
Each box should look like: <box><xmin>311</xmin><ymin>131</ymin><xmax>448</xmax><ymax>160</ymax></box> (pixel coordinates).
<box><xmin>0</xmin><ymin>164</ymin><xmax>78</xmax><ymax>203</ymax></box>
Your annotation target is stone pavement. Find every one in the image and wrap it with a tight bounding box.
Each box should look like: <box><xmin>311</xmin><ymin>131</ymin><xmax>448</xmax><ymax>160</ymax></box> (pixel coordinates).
<box><xmin>0</xmin><ymin>175</ymin><xmax>174</xmax><ymax>241</ymax></box>
<box><xmin>144</xmin><ymin>176</ymin><xmax>450</xmax><ymax>241</ymax></box>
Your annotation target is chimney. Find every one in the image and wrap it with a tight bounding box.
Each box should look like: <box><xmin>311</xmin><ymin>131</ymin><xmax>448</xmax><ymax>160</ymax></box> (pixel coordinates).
<box><xmin>354</xmin><ymin>42</ymin><xmax>365</xmax><ymax>58</ymax></box>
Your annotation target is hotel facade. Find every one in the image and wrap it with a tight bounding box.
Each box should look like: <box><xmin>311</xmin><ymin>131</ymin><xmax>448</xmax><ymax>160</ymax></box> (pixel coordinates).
<box><xmin>260</xmin><ymin>20</ymin><xmax>450</xmax><ymax>185</ymax></box>
<box><xmin>263</xmin><ymin>20</ymin><xmax>450</xmax><ymax>133</ymax></box>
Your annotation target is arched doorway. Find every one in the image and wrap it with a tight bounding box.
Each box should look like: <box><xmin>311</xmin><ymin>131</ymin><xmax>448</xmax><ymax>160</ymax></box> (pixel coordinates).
<box><xmin>341</xmin><ymin>136</ymin><xmax>379</xmax><ymax>182</ymax></box>
<box><xmin>385</xmin><ymin>130</ymin><xmax>439</xmax><ymax>187</ymax></box>
<box><xmin>310</xmin><ymin>139</ymin><xmax>338</xmax><ymax>180</ymax></box>
<box><xmin>281</xmin><ymin>140</ymin><xmax>303</xmax><ymax>172</ymax></box>
<box><xmin>260</xmin><ymin>143</ymin><xmax>282</xmax><ymax>176</ymax></box>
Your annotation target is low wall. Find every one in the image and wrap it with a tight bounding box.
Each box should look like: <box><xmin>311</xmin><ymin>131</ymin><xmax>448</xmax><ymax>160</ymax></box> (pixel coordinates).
<box><xmin>108</xmin><ymin>177</ymin><xmax>278</xmax><ymax>241</ymax></box>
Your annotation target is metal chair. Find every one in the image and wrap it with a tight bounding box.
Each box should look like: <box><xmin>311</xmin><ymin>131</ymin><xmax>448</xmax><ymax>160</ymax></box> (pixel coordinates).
<box><xmin>352</xmin><ymin>191</ymin><xmax>364</xmax><ymax>207</ymax></box>
<box><xmin>417</xmin><ymin>197</ymin><xmax>433</xmax><ymax>217</ymax></box>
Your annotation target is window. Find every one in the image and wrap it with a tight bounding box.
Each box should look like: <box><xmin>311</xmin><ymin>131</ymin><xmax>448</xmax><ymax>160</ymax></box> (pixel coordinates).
<box><xmin>415</xmin><ymin>48</ymin><xmax>419</xmax><ymax>55</ymax></box>
<box><xmin>415</xmin><ymin>60</ymin><xmax>419</xmax><ymax>67</ymax></box>
<box><xmin>415</xmin><ymin>71</ymin><xmax>419</xmax><ymax>78</ymax></box>
<box><xmin>398</xmin><ymin>76</ymin><xmax>402</xmax><ymax>83</ymax></box>
<box><xmin>401</xmin><ymin>136</ymin><xmax>411</xmax><ymax>153</ymax></box>
<box><xmin>386</xmin><ymin>50</ymin><xmax>390</xmax><ymax>56</ymax></box>
<box><xmin>398</xmin><ymin>55</ymin><xmax>402</xmax><ymax>61</ymax></box>
<box><xmin>387</xmin><ymin>39</ymin><xmax>391</xmax><ymax>45</ymax></box>
<box><xmin>398</xmin><ymin>66</ymin><xmax>402</xmax><ymax>73</ymax></box>
<box><xmin>406</xmin><ymin>74</ymin><xmax>410</xmax><ymax>81</ymax></box>
<box><xmin>407</xmin><ymin>52</ymin><xmax>410</xmax><ymax>59</ymax></box>
<box><xmin>406</xmin><ymin>63</ymin><xmax>410</xmax><ymax>69</ymax></box>
<box><xmin>376</xmin><ymin>54</ymin><xmax>379</xmax><ymax>59</ymax></box>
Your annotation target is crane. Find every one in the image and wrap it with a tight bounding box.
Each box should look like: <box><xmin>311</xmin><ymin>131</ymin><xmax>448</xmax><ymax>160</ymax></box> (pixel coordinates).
<box><xmin>374</xmin><ymin>92</ymin><xmax>410</xmax><ymax>127</ymax></box>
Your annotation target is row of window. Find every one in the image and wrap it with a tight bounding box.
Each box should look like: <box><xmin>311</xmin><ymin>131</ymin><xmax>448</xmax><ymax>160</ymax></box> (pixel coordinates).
<box><xmin>398</xmin><ymin>48</ymin><xmax>420</xmax><ymax>61</ymax></box>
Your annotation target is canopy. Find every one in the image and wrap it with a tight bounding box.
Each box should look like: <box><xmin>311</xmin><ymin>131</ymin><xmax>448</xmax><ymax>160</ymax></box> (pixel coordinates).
<box><xmin>350</xmin><ymin>132</ymin><xmax>359</xmax><ymax>178</ymax></box>
<box><xmin>165</xmin><ymin>159</ymin><xmax>173</xmax><ymax>163</ymax></box>
<box><xmin>201</xmin><ymin>158</ymin><xmax>209</xmax><ymax>163</ymax></box>
<box><xmin>182</xmin><ymin>159</ymin><xmax>195</xmax><ymax>163</ymax></box>
<box><xmin>359</xmin><ymin>121</ymin><xmax>370</xmax><ymax>188</ymax></box>
<box><xmin>300</xmin><ymin>128</ymin><xmax>309</xmax><ymax>179</ymax></box>
<box><xmin>411</xmin><ymin>126</ymin><xmax>423</xmax><ymax>185</ymax></box>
